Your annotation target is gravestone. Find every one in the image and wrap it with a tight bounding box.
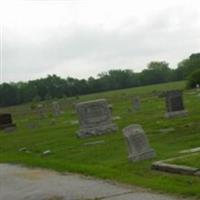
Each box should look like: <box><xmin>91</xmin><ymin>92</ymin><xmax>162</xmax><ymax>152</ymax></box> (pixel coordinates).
<box><xmin>76</xmin><ymin>99</ymin><xmax>118</xmax><ymax>137</ymax></box>
<box><xmin>52</xmin><ymin>101</ymin><xmax>61</xmax><ymax>116</ymax></box>
<box><xmin>196</xmin><ymin>84</ymin><xmax>200</xmax><ymax>92</ymax></box>
<box><xmin>0</xmin><ymin>113</ymin><xmax>16</xmax><ymax>130</ymax></box>
<box><xmin>36</xmin><ymin>104</ymin><xmax>45</xmax><ymax>118</ymax></box>
<box><xmin>123</xmin><ymin>124</ymin><xmax>156</xmax><ymax>161</ymax></box>
<box><xmin>165</xmin><ymin>90</ymin><xmax>188</xmax><ymax>118</ymax></box>
<box><xmin>133</xmin><ymin>97</ymin><xmax>140</xmax><ymax>110</ymax></box>
<box><xmin>108</xmin><ymin>104</ymin><xmax>113</xmax><ymax>112</ymax></box>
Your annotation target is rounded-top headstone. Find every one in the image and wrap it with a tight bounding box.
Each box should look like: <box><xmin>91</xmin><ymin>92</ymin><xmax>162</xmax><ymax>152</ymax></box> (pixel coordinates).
<box><xmin>123</xmin><ymin>124</ymin><xmax>155</xmax><ymax>161</ymax></box>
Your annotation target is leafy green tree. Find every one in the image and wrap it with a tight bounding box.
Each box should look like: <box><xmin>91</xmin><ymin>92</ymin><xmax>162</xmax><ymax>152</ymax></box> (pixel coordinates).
<box><xmin>0</xmin><ymin>83</ymin><xmax>20</xmax><ymax>106</ymax></box>
<box><xmin>140</xmin><ymin>61</ymin><xmax>171</xmax><ymax>85</ymax></box>
<box><xmin>187</xmin><ymin>69</ymin><xmax>200</xmax><ymax>88</ymax></box>
<box><xmin>176</xmin><ymin>53</ymin><xmax>200</xmax><ymax>79</ymax></box>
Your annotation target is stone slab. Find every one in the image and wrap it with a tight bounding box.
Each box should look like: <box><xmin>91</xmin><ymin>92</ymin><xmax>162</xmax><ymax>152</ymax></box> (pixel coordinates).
<box><xmin>179</xmin><ymin>147</ymin><xmax>200</xmax><ymax>154</ymax></box>
<box><xmin>194</xmin><ymin>171</ymin><xmax>200</xmax><ymax>177</ymax></box>
<box><xmin>165</xmin><ymin>110</ymin><xmax>188</xmax><ymax>118</ymax></box>
<box><xmin>152</xmin><ymin>162</ymin><xmax>199</xmax><ymax>175</ymax></box>
<box><xmin>4</xmin><ymin>126</ymin><xmax>16</xmax><ymax>133</ymax></box>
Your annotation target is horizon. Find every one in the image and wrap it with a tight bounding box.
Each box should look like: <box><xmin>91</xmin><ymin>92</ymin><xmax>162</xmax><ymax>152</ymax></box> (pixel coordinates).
<box><xmin>0</xmin><ymin>57</ymin><xmax>194</xmax><ymax>84</ymax></box>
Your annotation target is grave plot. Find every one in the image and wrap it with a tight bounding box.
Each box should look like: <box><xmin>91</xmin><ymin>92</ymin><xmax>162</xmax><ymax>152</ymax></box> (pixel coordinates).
<box><xmin>168</xmin><ymin>153</ymin><xmax>200</xmax><ymax>169</ymax></box>
<box><xmin>152</xmin><ymin>148</ymin><xmax>200</xmax><ymax>177</ymax></box>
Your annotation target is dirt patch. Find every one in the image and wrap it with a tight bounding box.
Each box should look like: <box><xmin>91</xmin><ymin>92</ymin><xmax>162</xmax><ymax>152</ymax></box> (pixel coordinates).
<box><xmin>13</xmin><ymin>169</ymin><xmax>56</xmax><ymax>180</ymax></box>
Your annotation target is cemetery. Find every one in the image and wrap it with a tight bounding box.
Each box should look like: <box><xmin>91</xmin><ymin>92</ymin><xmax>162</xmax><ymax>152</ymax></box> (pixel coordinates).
<box><xmin>0</xmin><ymin>81</ymin><xmax>200</xmax><ymax>199</ymax></box>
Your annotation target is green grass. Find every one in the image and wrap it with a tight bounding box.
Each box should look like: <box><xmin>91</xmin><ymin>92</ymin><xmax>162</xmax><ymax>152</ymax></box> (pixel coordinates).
<box><xmin>1</xmin><ymin>81</ymin><xmax>200</xmax><ymax>198</ymax></box>
<box><xmin>168</xmin><ymin>154</ymin><xmax>200</xmax><ymax>169</ymax></box>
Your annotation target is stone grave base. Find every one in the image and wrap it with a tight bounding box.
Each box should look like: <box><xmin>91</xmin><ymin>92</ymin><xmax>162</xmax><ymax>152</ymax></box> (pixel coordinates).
<box><xmin>152</xmin><ymin>153</ymin><xmax>200</xmax><ymax>177</ymax></box>
<box><xmin>152</xmin><ymin>161</ymin><xmax>199</xmax><ymax>176</ymax></box>
<box><xmin>0</xmin><ymin>123</ymin><xmax>16</xmax><ymax>130</ymax></box>
<box><xmin>129</xmin><ymin>149</ymin><xmax>156</xmax><ymax>161</ymax></box>
<box><xmin>165</xmin><ymin>110</ymin><xmax>188</xmax><ymax>118</ymax></box>
<box><xmin>77</xmin><ymin>123</ymin><xmax>118</xmax><ymax>138</ymax></box>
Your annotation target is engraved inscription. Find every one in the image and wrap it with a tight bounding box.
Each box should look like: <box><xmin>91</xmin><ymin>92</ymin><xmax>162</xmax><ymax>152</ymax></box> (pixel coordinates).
<box><xmin>76</xmin><ymin>99</ymin><xmax>117</xmax><ymax>137</ymax></box>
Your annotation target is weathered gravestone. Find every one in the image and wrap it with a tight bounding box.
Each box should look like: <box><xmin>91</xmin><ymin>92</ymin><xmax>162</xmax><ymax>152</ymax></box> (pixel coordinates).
<box><xmin>0</xmin><ymin>113</ymin><xmax>16</xmax><ymax>130</ymax></box>
<box><xmin>76</xmin><ymin>99</ymin><xmax>118</xmax><ymax>137</ymax></box>
<box><xmin>123</xmin><ymin>124</ymin><xmax>156</xmax><ymax>161</ymax></box>
<box><xmin>52</xmin><ymin>101</ymin><xmax>61</xmax><ymax>116</ymax></box>
<box><xmin>133</xmin><ymin>97</ymin><xmax>140</xmax><ymax>110</ymax></box>
<box><xmin>196</xmin><ymin>84</ymin><xmax>200</xmax><ymax>92</ymax></box>
<box><xmin>108</xmin><ymin>104</ymin><xmax>113</xmax><ymax>113</ymax></box>
<box><xmin>165</xmin><ymin>90</ymin><xmax>188</xmax><ymax>118</ymax></box>
<box><xmin>36</xmin><ymin>104</ymin><xmax>46</xmax><ymax>118</ymax></box>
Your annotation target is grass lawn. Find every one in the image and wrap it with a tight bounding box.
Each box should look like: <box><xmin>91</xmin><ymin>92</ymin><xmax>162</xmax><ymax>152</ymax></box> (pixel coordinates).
<box><xmin>0</xmin><ymin>81</ymin><xmax>200</xmax><ymax>198</ymax></box>
<box><xmin>168</xmin><ymin>154</ymin><xmax>200</xmax><ymax>169</ymax></box>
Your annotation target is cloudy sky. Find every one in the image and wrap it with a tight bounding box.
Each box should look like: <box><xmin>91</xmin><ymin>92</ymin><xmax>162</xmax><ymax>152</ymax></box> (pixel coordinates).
<box><xmin>0</xmin><ymin>0</ymin><xmax>200</xmax><ymax>83</ymax></box>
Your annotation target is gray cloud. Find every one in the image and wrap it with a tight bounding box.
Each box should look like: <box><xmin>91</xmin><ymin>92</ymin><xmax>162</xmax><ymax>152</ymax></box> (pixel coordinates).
<box><xmin>3</xmin><ymin>5</ymin><xmax>200</xmax><ymax>82</ymax></box>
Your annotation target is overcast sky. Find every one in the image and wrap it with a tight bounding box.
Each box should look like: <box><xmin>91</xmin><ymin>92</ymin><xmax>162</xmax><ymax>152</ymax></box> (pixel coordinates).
<box><xmin>0</xmin><ymin>0</ymin><xmax>200</xmax><ymax>83</ymax></box>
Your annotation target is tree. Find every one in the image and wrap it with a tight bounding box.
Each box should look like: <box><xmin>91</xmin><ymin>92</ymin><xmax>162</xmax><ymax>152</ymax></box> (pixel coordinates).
<box><xmin>0</xmin><ymin>53</ymin><xmax>199</xmax><ymax>107</ymax></box>
<box><xmin>187</xmin><ymin>69</ymin><xmax>200</xmax><ymax>89</ymax></box>
<box><xmin>176</xmin><ymin>53</ymin><xmax>200</xmax><ymax>79</ymax></box>
<box><xmin>140</xmin><ymin>61</ymin><xmax>171</xmax><ymax>85</ymax></box>
<box><xmin>0</xmin><ymin>83</ymin><xmax>20</xmax><ymax>106</ymax></box>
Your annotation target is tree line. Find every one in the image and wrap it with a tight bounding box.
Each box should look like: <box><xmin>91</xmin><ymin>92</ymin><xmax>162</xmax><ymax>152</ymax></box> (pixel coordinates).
<box><xmin>0</xmin><ymin>53</ymin><xmax>200</xmax><ymax>107</ymax></box>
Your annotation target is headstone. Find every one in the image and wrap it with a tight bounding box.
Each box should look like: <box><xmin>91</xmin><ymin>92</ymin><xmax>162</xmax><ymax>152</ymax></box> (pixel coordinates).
<box><xmin>108</xmin><ymin>104</ymin><xmax>113</xmax><ymax>112</ymax></box>
<box><xmin>196</xmin><ymin>84</ymin><xmax>200</xmax><ymax>91</ymax></box>
<box><xmin>123</xmin><ymin>124</ymin><xmax>156</xmax><ymax>161</ymax></box>
<box><xmin>76</xmin><ymin>99</ymin><xmax>118</xmax><ymax>137</ymax></box>
<box><xmin>36</xmin><ymin>104</ymin><xmax>45</xmax><ymax>118</ymax></box>
<box><xmin>18</xmin><ymin>147</ymin><xmax>27</xmax><ymax>152</ymax></box>
<box><xmin>165</xmin><ymin>90</ymin><xmax>188</xmax><ymax>118</ymax></box>
<box><xmin>52</xmin><ymin>101</ymin><xmax>61</xmax><ymax>116</ymax></box>
<box><xmin>42</xmin><ymin>150</ymin><xmax>52</xmax><ymax>156</ymax></box>
<box><xmin>133</xmin><ymin>97</ymin><xmax>140</xmax><ymax>110</ymax></box>
<box><xmin>0</xmin><ymin>113</ymin><xmax>16</xmax><ymax>130</ymax></box>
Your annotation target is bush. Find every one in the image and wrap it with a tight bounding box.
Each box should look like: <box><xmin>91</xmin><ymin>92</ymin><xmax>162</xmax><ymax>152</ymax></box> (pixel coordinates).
<box><xmin>187</xmin><ymin>69</ymin><xmax>200</xmax><ymax>88</ymax></box>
